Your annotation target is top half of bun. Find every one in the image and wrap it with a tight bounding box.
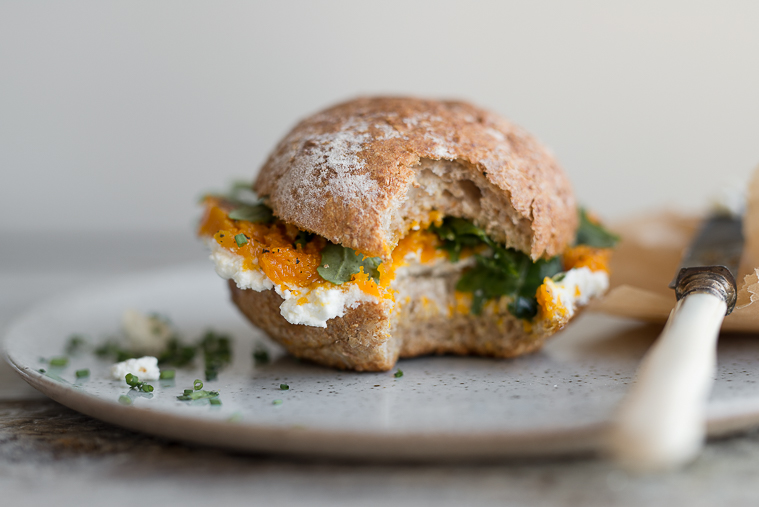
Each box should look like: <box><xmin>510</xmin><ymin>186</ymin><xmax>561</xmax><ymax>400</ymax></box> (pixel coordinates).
<box><xmin>254</xmin><ymin>97</ymin><xmax>577</xmax><ymax>261</ymax></box>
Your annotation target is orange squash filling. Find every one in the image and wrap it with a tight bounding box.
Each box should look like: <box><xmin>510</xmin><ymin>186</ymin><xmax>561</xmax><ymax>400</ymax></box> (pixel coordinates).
<box><xmin>198</xmin><ymin>197</ymin><xmax>325</xmax><ymax>290</ymax></box>
<box><xmin>562</xmin><ymin>245</ymin><xmax>611</xmax><ymax>273</ymax></box>
<box><xmin>199</xmin><ymin>197</ymin><xmax>610</xmax><ymax>319</ymax></box>
<box><xmin>198</xmin><ymin>198</ymin><xmax>446</xmax><ymax>301</ymax></box>
<box><xmin>534</xmin><ymin>246</ymin><xmax>612</xmax><ymax>323</ymax></box>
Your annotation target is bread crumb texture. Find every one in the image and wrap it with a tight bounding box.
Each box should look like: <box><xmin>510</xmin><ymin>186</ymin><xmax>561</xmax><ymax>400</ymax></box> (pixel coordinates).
<box><xmin>255</xmin><ymin>97</ymin><xmax>577</xmax><ymax>262</ymax></box>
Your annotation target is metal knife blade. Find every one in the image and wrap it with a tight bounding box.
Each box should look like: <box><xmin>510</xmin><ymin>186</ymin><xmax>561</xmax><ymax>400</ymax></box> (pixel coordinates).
<box><xmin>669</xmin><ymin>214</ymin><xmax>744</xmax><ymax>314</ymax></box>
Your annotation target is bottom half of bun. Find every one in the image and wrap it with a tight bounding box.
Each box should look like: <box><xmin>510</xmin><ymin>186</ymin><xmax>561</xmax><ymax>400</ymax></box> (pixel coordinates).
<box><xmin>227</xmin><ymin>269</ymin><xmax>561</xmax><ymax>372</ymax></box>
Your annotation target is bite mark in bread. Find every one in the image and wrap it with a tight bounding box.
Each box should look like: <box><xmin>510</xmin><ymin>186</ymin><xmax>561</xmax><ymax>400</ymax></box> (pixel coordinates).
<box><xmin>255</xmin><ymin>97</ymin><xmax>577</xmax><ymax>261</ymax></box>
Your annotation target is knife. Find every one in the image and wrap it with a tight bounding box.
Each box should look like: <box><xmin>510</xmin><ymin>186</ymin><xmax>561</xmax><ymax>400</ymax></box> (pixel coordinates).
<box><xmin>607</xmin><ymin>214</ymin><xmax>744</xmax><ymax>470</ymax></box>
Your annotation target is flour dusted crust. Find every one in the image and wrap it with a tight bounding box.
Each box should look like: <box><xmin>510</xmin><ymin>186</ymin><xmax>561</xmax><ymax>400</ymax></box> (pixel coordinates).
<box><xmin>254</xmin><ymin>97</ymin><xmax>577</xmax><ymax>261</ymax></box>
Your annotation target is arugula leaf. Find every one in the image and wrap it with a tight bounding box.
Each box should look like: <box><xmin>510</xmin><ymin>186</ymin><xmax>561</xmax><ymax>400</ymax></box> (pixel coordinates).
<box><xmin>456</xmin><ymin>249</ymin><xmax>563</xmax><ymax>317</ymax></box>
<box><xmin>317</xmin><ymin>243</ymin><xmax>382</xmax><ymax>284</ymax></box>
<box><xmin>228</xmin><ymin>204</ymin><xmax>274</xmax><ymax>223</ymax></box>
<box><xmin>575</xmin><ymin>208</ymin><xmax>619</xmax><ymax>248</ymax></box>
<box><xmin>225</xmin><ymin>181</ymin><xmax>261</xmax><ymax>206</ymax></box>
<box><xmin>432</xmin><ymin>217</ymin><xmax>564</xmax><ymax>319</ymax></box>
<box><xmin>429</xmin><ymin>217</ymin><xmax>493</xmax><ymax>262</ymax></box>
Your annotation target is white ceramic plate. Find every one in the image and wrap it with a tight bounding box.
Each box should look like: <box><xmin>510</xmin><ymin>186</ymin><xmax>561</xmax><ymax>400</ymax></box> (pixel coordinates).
<box><xmin>5</xmin><ymin>264</ymin><xmax>759</xmax><ymax>461</ymax></box>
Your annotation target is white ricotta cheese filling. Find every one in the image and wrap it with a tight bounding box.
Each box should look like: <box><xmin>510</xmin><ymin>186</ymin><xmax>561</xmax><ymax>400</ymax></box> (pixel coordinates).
<box><xmin>277</xmin><ymin>283</ymin><xmax>378</xmax><ymax>328</ymax></box>
<box><xmin>110</xmin><ymin>356</ymin><xmax>161</xmax><ymax>381</ymax></box>
<box><xmin>209</xmin><ymin>241</ymin><xmax>273</xmax><ymax>291</ymax></box>
<box><xmin>207</xmin><ymin>240</ymin><xmax>379</xmax><ymax>328</ymax></box>
<box><xmin>542</xmin><ymin>266</ymin><xmax>609</xmax><ymax>317</ymax></box>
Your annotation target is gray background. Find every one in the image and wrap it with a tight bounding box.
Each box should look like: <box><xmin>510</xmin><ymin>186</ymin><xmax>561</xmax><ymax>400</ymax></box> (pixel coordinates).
<box><xmin>4</xmin><ymin>4</ymin><xmax>759</xmax><ymax>504</ymax></box>
<box><xmin>2</xmin><ymin>1</ymin><xmax>759</xmax><ymax>235</ymax></box>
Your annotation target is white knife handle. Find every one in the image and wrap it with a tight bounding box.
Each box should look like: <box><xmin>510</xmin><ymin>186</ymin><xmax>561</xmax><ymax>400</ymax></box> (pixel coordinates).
<box><xmin>607</xmin><ymin>292</ymin><xmax>726</xmax><ymax>471</ymax></box>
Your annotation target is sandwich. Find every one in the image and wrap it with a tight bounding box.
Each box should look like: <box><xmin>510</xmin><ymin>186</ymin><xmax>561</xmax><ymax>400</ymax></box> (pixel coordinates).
<box><xmin>197</xmin><ymin>97</ymin><xmax>617</xmax><ymax>371</ymax></box>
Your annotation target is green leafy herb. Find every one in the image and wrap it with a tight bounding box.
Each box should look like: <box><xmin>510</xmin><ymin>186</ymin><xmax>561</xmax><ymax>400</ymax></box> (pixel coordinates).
<box><xmin>457</xmin><ymin>248</ymin><xmax>563</xmax><ymax>318</ymax></box>
<box><xmin>95</xmin><ymin>341</ymin><xmax>136</xmax><ymax>363</ymax></box>
<box><xmin>280</xmin><ymin>383</ymin><xmax>289</xmax><ymax>390</ymax></box>
<box><xmin>177</xmin><ymin>387</ymin><xmax>220</xmax><ymax>401</ymax></box>
<box><xmin>75</xmin><ymin>369</ymin><xmax>90</xmax><ymax>378</ymax></box>
<box><xmin>228</xmin><ymin>204</ymin><xmax>273</xmax><ymax>223</ymax></box>
<box><xmin>429</xmin><ymin>217</ymin><xmax>494</xmax><ymax>262</ymax></box>
<box><xmin>234</xmin><ymin>233</ymin><xmax>248</xmax><ymax>247</ymax></box>
<box><xmin>575</xmin><ymin>208</ymin><xmax>620</xmax><ymax>248</ymax></box>
<box><xmin>253</xmin><ymin>344</ymin><xmax>270</xmax><ymax>365</ymax></box>
<box><xmin>272</xmin><ymin>399</ymin><xmax>283</xmax><ymax>406</ymax></box>
<box><xmin>156</xmin><ymin>338</ymin><xmax>197</xmax><ymax>367</ymax></box>
<box><xmin>125</xmin><ymin>373</ymin><xmax>154</xmax><ymax>393</ymax></box>
<box><xmin>49</xmin><ymin>356</ymin><xmax>69</xmax><ymax>367</ymax></box>
<box><xmin>159</xmin><ymin>370</ymin><xmax>175</xmax><ymax>380</ymax></box>
<box><xmin>394</xmin><ymin>369</ymin><xmax>403</xmax><ymax>378</ymax></box>
<box><xmin>294</xmin><ymin>230</ymin><xmax>315</xmax><ymax>248</ymax></box>
<box><xmin>430</xmin><ymin>217</ymin><xmax>563</xmax><ymax>319</ymax></box>
<box><xmin>225</xmin><ymin>181</ymin><xmax>260</xmax><ymax>206</ymax></box>
<box><xmin>118</xmin><ymin>395</ymin><xmax>132</xmax><ymax>405</ymax></box>
<box><xmin>209</xmin><ymin>398</ymin><xmax>222</xmax><ymax>406</ymax></box>
<box><xmin>38</xmin><ymin>368</ymin><xmax>46</xmax><ymax>373</ymax></box>
<box><xmin>95</xmin><ymin>328</ymin><xmax>230</xmax><ymax>381</ymax></box>
<box><xmin>200</xmin><ymin>331</ymin><xmax>232</xmax><ymax>381</ymax></box>
<box><xmin>66</xmin><ymin>335</ymin><xmax>88</xmax><ymax>355</ymax></box>
<box><xmin>317</xmin><ymin>243</ymin><xmax>382</xmax><ymax>284</ymax></box>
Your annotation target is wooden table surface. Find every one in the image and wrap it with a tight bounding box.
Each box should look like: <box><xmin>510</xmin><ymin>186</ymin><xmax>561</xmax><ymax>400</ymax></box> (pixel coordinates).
<box><xmin>4</xmin><ymin>231</ymin><xmax>759</xmax><ymax>507</ymax></box>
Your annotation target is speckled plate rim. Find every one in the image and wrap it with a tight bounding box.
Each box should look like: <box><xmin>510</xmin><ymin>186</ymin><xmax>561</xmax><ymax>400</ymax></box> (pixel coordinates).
<box><xmin>2</xmin><ymin>356</ymin><xmax>608</xmax><ymax>461</ymax></box>
<box><xmin>4</xmin><ymin>265</ymin><xmax>759</xmax><ymax>462</ymax></box>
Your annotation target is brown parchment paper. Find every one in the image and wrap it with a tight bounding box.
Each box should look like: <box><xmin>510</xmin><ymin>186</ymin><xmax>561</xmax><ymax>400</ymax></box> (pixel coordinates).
<box><xmin>595</xmin><ymin>168</ymin><xmax>759</xmax><ymax>333</ymax></box>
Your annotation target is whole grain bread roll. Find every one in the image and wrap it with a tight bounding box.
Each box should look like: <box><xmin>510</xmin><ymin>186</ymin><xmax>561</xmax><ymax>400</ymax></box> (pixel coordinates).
<box><xmin>204</xmin><ymin>97</ymin><xmax>608</xmax><ymax>371</ymax></box>
<box><xmin>255</xmin><ymin>97</ymin><xmax>577</xmax><ymax>262</ymax></box>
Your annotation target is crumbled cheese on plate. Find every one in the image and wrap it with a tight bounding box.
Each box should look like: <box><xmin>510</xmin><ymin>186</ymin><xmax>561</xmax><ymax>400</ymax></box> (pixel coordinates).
<box><xmin>110</xmin><ymin>356</ymin><xmax>160</xmax><ymax>381</ymax></box>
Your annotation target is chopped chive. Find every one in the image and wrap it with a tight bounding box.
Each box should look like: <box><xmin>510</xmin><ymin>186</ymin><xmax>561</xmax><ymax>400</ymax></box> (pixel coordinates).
<box><xmin>66</xmin><ymin>335</ymin><xmax>87</xmax><ymax>355</ymax></box>
<box><xmin>200</xmin><ymin>330</ymin><xmax>232</xmax><ymax>381</ymax></box>
<box><xmin>125</xmin><ymin>373</ymin><xmax>153</xmax><ymax>392</ymax></box>
<box><xmin>272</xmin><ymin>399</ymin><xmax>283</xmax><ymax>406</ymax></box>
<box><xmin>38</xmin><ymin>368</ymin><xmax>46</xmax><ymax>373</ymax></box>
<box><xmin>394</xmin><ymin>369</ymin><xmax>404</xmax><ymax>378</ymax></box>
<box><xmin>280</xmin><ymin>383</ymin><xmax>289</xmax><ymax>390</ymax></box>
<box><xmin>159</xmin><ymin>369</ymin><xmax>175</xmax><ymax>380</ymax></box>
<box><xmin>209</xmin><ymin>398</ymin><xmax>222</xmax><ymax>406</ymax></box>
<box><xmin>49</xmin><ymin>356</ymin><xmax>68</xmax><ymax>367</ymax></box>
<box><xmin>176</xmin><ymin>389</ymin><xmax>219</xmax><ymax>401</ymax></box>
<box><xmin>118</xmin><ymin>395</ymin><xmax>132</xmax><ymax>405</ymax></box>
<box><xmin>193</xmin><ymin>379</ymin><xmax>203</xmax><ymax>391</ymax></box>
<box><xmin>234</xmin><ymin>233</ymin><xmax>248</xmax><ymax>247</ymax></box>
<box><xmin>75</xmin><ymin>369</ymin><xmax>90</xmax><ymax>378</ymax></box>
<box><xmin>253</xmin><ymin>345</ymin><xmax>270</xmax><ymax>365</ymax></box>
